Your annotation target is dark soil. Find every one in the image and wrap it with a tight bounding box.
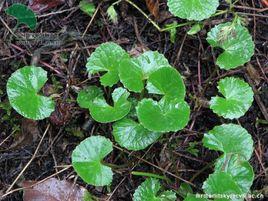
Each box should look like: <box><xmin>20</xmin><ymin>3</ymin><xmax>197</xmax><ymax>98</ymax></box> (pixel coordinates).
<box><xmin>0</xmin><ymin>0</ymin><xmax>267</xmax><ymax>200</ymax></box>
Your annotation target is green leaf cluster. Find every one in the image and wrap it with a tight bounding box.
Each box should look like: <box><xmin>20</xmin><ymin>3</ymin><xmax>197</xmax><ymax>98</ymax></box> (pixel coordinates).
<box><xmin>167</xmin><ymin>1</ymin><xmax>255</xmax><ymax>70</ymax></box>
<box><xmin>184</xmin><ymin>124</ymin><xmax>254</xmax><ymax>200</ymax></box>
<box><xmin>78</xmin><ymin>42</ymin><xmax>190</xmax><ymax>151</ymax></box>
<box><xmin>73</xmin><ymin>42</ymin><xmax>190</xmax><ymax>187</ymax></box>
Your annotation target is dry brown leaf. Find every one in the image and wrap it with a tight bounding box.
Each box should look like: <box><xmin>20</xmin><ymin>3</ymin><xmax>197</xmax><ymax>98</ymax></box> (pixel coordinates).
<box><xmin>246</xmin><ymin>64</ymin><xmax>261</xmax><ymax>86</ymax></box>
<box><xmin>0</xmin><ymin>39</ymin><xmax>11</xmax><ymax>57</ymax></box>
<box><xmin>49</xmin><ymin>102</ymin><xmax>73</xmax><ymax>126</ymax></box>
<box><xmin>10</xmin><ymin>119</ymin><xmax>39</xmax><ymax>149</ymax></box>
<box><xmin>28</xmin><ymin>0</ymin><xmax>65</xmax><ymax>13</ymax></box>
<box><xmin>128</xmin><ymin>44</ymin><xmax>149</xmax><ymax>57</ymax></box>
<box><xmin>261</xmin><ymin>0</ymin><xmax>268</xmax><ymax>7</ymax></box>
<box><xmin>145</xmin><ymin>0</ymin><xmax>159</xmax><ymax>18</ymax></box>
<box><xmin>22</xmin><ymin>178</ymin><xmax>88</xmax><ymax>201</ymax></box>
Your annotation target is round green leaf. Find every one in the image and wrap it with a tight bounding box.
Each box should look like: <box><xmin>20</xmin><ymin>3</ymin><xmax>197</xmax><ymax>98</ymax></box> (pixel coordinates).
<box><xmin>5</xmin><ymin>3</ymin><xmax>37</xmax><ymax>30</ymax></box>
<box><xmin>89</xmin><ymin>87</ymin><xmax>132</xmax><ymax>123</ymax></box>
<box><xmin>207</xmin><ymin>22</ymin><xmax>254</xmax><ymax>69</ymax></box>
<box><xmin>7</xmin><ymin>66</ymin><xmax>55</xmax><ymax>120</ymax></box>
<box><xmin>72</xmin><ymin>136</ymin><xmax>113</xmax><ymax>186</ymax></box>
<box><xmin>133</xmin><ymin>51</ymin><xmax>170</xmax><ymax>79</ymax></box>
<box><xmin>77</xmin><ymin>86</ymin><xmax>103</xmax><ymax>109</ymax></box>
<box><xmin>203</xmin><ymin>124</ymin><xmax>254</xmax><ymax>160</ymax></box>
<box><xmin>210</xmin><ymin>77</ymin><xmax>254</xmax><ymax>119</ymax></box>
<box><xmin>137</xmin><ymin>98</ymin><xmax>190</xmax><ymax>132</ymax></box>
<box><xmin>133</xmin><ymin>178</ymin><xmax>176</xmax><ymax>201</ymax></box>
<box><xmin>203</xmin><ymin>172</ymin><xmax>242</xmax><ymax>199</ymax></box>
<box><xmin>112</xmin><ymin>118</ymin><xmax>163</xmax><ymax>151</ymax></box>
<box><xmin>146</xmin><ymin>67</ymin><xmax>186</xmax><ymax>100</ymax></box>
<box><xmin>86</xmin><ymin>42</ymin><xmax>128</xmax><ymax>87</ymax></box>
<box><xmin>118</xmin><ymin>57</ymin><xmax>144</xmax><ymax>92</ymax></box>
<box><xmin>167</xmin><ymin>0</ymin><xmax>219</xmax><ymax>21</ymax></box>
<box><xmin>215</xmin><ymin>154</ymin><xmax>254</xmax><ymax>193</ymax></box>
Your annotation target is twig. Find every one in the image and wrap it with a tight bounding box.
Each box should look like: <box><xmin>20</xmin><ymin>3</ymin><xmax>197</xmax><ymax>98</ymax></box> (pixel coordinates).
<box><xmin>233</xmin><ymin>5</ymin><xmax>268</xmax><ymax>12</ymax></box>
<box><xmin>0</xmin><ymin>16</ymin><xmax>17</xmax><ymax>38</ymax></box>
<box><xmin>245</xmin><ymin>74</ymin><xmax>268</xmax><ymax>121</ymax></box>
<box><xmin>0</xmin><ymin>130</ymin><xmax>16</xmax><ymax>147</ymax></box>
<box><xmin>124</xmin><ymin>0</ymin><xmax>162</xmax><ymax>32</ymax></box>
<box><xmin>113</xmin><ymin>144</ymin><xmax>196</xmax><ymax>187</ymax></box>
<box><xmin>37</xmin><ymin>7</ymin><xmax>78</xmax><ymax>18</ymax></box>
<box><xmin>5</xmin><ymin>124</ymin><xmax>50</xmax><ymax>194</ymax></box>
<box><xmin>1</xmin><ymin>165</ymin><xmax>71</xmax><ymax>198</ymax></box>
<box><xmin>82</xmin><ymin>3</ymin><xmax>101</xmax><ymax>38</ymax></box>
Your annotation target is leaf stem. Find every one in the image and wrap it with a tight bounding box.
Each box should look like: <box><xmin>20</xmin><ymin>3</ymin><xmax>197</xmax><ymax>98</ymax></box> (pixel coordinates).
<box><xmin>111</xmin><ymin>0</ymin><xmax>123</xmax><ymax>6</ymax></box>
<box><xmin>118</xmin><ymin>1</ymin><xmax>230</xmax><ymax>33</ymax></box>
<box><xmin>102</xmin><ymin>161</ymin><xmax>126</xmax><ymax>169</ymax></box>
<box><xmin>124</xmin><ymin>0</ymin><xmax>162</xmax><ymax>32</ymax></box>
<box><xmin>131</xmin><ymin>171</ymin><xmax>169</xmax><ymax>181</ymax></box>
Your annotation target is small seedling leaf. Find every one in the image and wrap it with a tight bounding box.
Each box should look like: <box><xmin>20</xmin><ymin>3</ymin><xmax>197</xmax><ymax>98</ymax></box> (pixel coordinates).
<box><xmin>112</xmin><ymin>118</ymin><xmax>162</xmax><ymax>151</ymax></box>
<box><xmin>165</xmin><ymin>22</ymin><xmax>178</xmax><ymax>43</ymax></box>
<box><xmin>146</xmin><ymin>67</ymin><xmax>185</xmax><ymax>100</ymax></box>
<box><xmin>210</xmin><ymin>77</ymin><xmax>254</xmax><ymax>119</ymax></box>
<box><xmin>133</xmin><ymin>51</ymin><xmax>170</xmax><ymax>79</ymax></box>
<box><xmin>167</xmin><ymin>0</ymin><xmax>219</xmax><ymax>21</ymax></box>
<box><xmin>78</xmin><ymin>87</ymin><xmax>131</xmax><ymax>123</ymax></box>
<box><xmin>187</xmin><ymin>23</ymin><xmax>203</xmax><ymax>35</ymax></box>
<box><xmin>203</xmin><ymin>172</ymin><xmax>242</xmax><ymax>196</ymax></box>
<box><xmin>7</xmin><ymin>66</ymin><xmax>55</xmax><ymax>120</ymax></box>
<box><xmin>207</xmin><ymin>22</ymin><xmax>254</xmax><ymax>69</ymax></box>
<box><xmin>107</xmin><ymin>5</ymin><xmax>118</xmax><ymax>24</ymax></box>
<box><xmin>133</xmin><ymin>178</ymin><xmax>176</xmax><ymax>201</ymax></box>
<box><xmin>215</xmin><ymin>154</ymin><xmax>254</xmax><ymax>193</ymax></box>
<box><xmin>79</xmin><ymin>0</ymin><xmax>95</xmax><ymax>16</ymax></box>
<box><xmin>72</xmin><ymin>136</ymin><xmax>113</xmax><ymax>186</ymax></box>
<box><xmin>203</xmin><ymin>124</ymin><xmax>254</xmax><ymax>160</ymax></box>
<box><xmin>86</xmin><ymin>42</ymin><xmax>128</xmax><ymax>86</ymax></box>
<box><xmin>5</xmin><ymin>3</ymin><xmax>37</xmax><ymax>30</ymax></box>
<box><xmin>137</xmin><ymin>98</ymin><xmax>190</xmax><ymax>132</ymax></box>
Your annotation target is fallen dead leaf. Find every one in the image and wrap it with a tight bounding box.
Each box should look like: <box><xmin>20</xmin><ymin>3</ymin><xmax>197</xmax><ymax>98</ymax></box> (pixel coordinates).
<box><xmin>22</xmin><ymin>178</ymin><xmax>89</xmax><ymax>201</ymax></box>
<box><xmin>0</xmin><ymin>39</ymin><xmax>11</xmax><ymax>57</ymax></box>
<box><xmin>10</xmin><ymin>119</ymin><xmax>39</xmax><ymax>149</ymax></box>
<box><xmin>246</xmin><ymin>63</ymin><xmax>261</xmax><ymax>86</ymax></box>
<box><xmin>145</xmin><ymin>0</ymin><xmax>159</xmax><ymax>18</ymax></box>
<box><xmin>28</xmin><ymin>0</ymin><xmax>65</xmax><ymax>13</ymax></box>
<box><xmin>128</xmin><ymin>44</ymin><xmax>149</xmax><ymax>57</ymax></box>
<box><xmin>261</xmin><ymin>0</ymin><xmax>268</xmax><ymax>7</ymax></box>
<box><xmin>49</xmin><ymin>102</ymin><xmax>73</xmax><ymax>126</ymax></box>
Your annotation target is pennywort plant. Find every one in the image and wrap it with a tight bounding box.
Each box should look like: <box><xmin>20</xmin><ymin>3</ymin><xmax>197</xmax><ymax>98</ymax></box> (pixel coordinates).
<box><xmin>77</xmin><ymin>42</ymin><xmax>190</xmax><ymax>148</ymax></box>
<box><xmin>184</xmin><ymin>124</ymin><xmax>254</xmax><ymax>200</ymax></box>
<box><xmin>4</xmin><ymin>1</ymin><xmax>258</xmax><ymax>198</ymax></box>
<box><xmin>72</xmin><ymin>42</ymin><xmax>190</xmax><ymax>186</ymax></box>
